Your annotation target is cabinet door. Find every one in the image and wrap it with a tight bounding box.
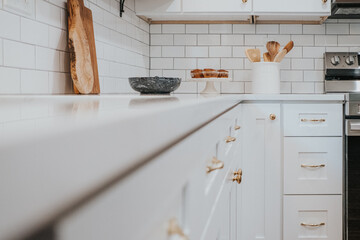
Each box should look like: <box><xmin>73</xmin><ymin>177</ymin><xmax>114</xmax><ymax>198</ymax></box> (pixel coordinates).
<box><xmin>183</xmin><ymin>0</ymin><xmax>252</xmax><ymax>13</ymax></box>
<box><xmin>135</xmin><ymin>0</ymin><xmax>181</xmax><ymax>14</ymax></box>
<box><xmin>253</xmin><ymin>0</ymin><xmax>330</xmax><ymax>14</ymax></box>
<box><xmin>239</xmin><ymin>104</ymin><xmax>281</xmax><ymax>240</ymax></box>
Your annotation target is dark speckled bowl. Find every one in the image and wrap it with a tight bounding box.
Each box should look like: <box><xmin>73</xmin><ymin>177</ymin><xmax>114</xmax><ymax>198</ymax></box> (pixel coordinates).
<box><xmin>129</xmin><ymin>77</ymin><xmax>181</xmax><ymax>94</ymax></box>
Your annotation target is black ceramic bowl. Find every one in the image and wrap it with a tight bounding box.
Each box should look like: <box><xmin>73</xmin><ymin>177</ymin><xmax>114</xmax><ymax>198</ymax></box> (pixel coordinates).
<box><xmin>128</xmin><ymin>77</ymin><xmax>181</xmax><ymax>94</ymax></box>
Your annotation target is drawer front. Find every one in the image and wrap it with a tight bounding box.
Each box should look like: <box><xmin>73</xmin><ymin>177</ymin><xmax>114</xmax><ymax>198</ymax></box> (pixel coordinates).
<box><xmin>284</xmin><ymin>195</ymin><xmax>342</xmax><ymax>240</ymax></box>
<box><xmin>283</xmin><ymin>104</ymin><xmax>343</xmax><ymax>137</ymax></box>
<box><xmin>284</xmin><ymin>137</ymin><xmax>343</xmax><ymax>195</ymax></box>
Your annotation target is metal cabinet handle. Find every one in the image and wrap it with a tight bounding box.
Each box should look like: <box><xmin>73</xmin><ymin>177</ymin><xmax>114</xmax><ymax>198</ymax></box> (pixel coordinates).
<box><xmin>232</xmin><ymin>169</ymin><xmax>243</xmax><ymax>184</ymax></box>
<box><xmin>270</xmin><ymin>114</ymin><xmax>276</xmax><ymax>120</ymax></box>
<box><xmin>226</xmin><ymin>136</ymin><xmax>236</xmax><ymax>143</ymax></box>
<box><xmin>168</xmin><ymin>218</ymin><xmax>189</xmax><ymax>240</ymax></box>
<box><xmin>301</xmin><ymin>118</ymin><xmax>326</xmax><ymax>123</ymax></box>
<box><xmin>301</xmin><ymin>222</ymin><xmax>325</xmax><ymax>227</ymax></box>
<box><xmin>206</xmin><ymin>157</ymin><xmax>224</xmax><ymax>173</ymax></box>
<box><xmin>301</xmin><ymin>164</ymin><xmax>325</xmax><ymax>168</ymax></box>
<box><xmin>234</xmin><ymin>125</ymin><xmax>241</xmax><ymax>130</ymax></box>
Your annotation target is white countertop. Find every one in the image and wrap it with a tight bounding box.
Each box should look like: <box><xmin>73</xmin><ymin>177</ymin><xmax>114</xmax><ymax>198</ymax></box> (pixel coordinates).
<box><xmin>0</xmin><ymin>93</ymin><xmax>345</xmax><ymax>240</ymax></box>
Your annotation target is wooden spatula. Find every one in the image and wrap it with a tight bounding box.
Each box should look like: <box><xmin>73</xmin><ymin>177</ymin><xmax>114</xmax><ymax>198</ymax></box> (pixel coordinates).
<box><xmin>245</xmin><ymin>49</ymin><xmax>261</xmax><ymax>63</ymax></box>
<box><xmin>263</xmin><ymin>52</ymin><xmax>271</xmax><ymax>62</ymax></box>
<box><xmin>283</xmin><ymin>41</ymin><xmax>294</xmax><ymax>54</ymax></box>
<box><xmin>274</xmin><ymin>41</ymin><xmax>294</xmax><ymax>62</ymax></box>
<box><xmin>266</xmin><ymin>41</ymin><xmax>280</xmax><ymax>62</ymax></box>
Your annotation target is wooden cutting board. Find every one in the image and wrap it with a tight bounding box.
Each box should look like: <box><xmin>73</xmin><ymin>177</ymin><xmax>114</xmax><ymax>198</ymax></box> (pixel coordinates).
<box><xmin>68</xmin><ymin>0</ymin><xmax>100</xmax><ymax>94</ymax></box>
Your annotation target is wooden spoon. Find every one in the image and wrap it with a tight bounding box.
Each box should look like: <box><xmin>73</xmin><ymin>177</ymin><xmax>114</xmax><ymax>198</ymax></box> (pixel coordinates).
<box><xmin>245</xmin><ymin>49</ymin><xmax>261</xmax><ymax>63</ymax></box>
<box><xmin>283</xmin><ymin>41</ymin><xmax>294</xmax><ymax>53</ymax></box>
<box><xmin>266</xmin><ymin>41</ymin><xmax>280</xmax><ymax>62</ymax></box>
<box><xmin>263</xmin><ymin>52</ymin><xmax>271</xmax><ymax>62</ymax></box>
<box><xmin>274</xmin><ymin>41</ymin><xmax>294</xmax><ymax>62</ymax></box>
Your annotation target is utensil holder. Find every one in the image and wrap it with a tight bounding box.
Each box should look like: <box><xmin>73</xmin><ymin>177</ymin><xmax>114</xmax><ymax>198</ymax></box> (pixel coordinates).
<box><xmin>251</xmin><ymin>62</ymin><xmax>280</xmax><ymax>94</ymax></box>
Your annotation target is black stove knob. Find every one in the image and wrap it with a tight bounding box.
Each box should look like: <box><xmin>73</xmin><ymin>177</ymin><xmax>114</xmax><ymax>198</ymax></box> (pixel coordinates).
<box><xmin>346</xmin><ymin>55</ymin><xmax>355</xmax><ymax>65</ymax></box>
<box><xmin>331</xmin><ymin>56</ymin><xmax>340</xmax><ymax>66</ymax></box>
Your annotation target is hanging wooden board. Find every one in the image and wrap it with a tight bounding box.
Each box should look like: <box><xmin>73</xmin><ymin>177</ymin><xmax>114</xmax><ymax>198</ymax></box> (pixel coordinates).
<box><xmin>67</xmin><ymin>0</ymin><xmax>100</xmax><ymax>94</ymax></box>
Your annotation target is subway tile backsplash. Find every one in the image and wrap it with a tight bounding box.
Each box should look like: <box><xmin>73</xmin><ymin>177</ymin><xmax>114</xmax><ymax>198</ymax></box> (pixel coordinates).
<box><xmin>0</xmin><ymin>0</ymin><xmax>149</xmax><ymax>94</ymax></box>
<box><xmin>151</xmin><ymin>21</ymin><xmax>360</xmax><ymax>94</ymax></box>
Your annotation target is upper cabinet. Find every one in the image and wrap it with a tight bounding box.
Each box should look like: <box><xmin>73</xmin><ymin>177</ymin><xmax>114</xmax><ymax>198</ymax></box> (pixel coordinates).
<box><xmin>183</xmin><ymin>0</ymin><xmax>252</xmax><ymax>13</ymax></box>
<box><xmin>135</xmin><ymin>0</ymin><xmax>330</xmax><ymax>23</ymax></box>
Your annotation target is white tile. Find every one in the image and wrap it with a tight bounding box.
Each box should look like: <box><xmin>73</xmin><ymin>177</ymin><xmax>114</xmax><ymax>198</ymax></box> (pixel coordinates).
<box><xmin>151</xmin><ymin>58</ymin><xmax>173</xmax><ymax>69</ymax></box>
<box><xmin>151</xmin><ymin>34</ymin><xmax>173</xmax><ymax>45</ymax></box>
<box><xmin>59</xmin><ymin>52</ymin><xmax>70</xmax><ymax>73</ymax></box>
<box><xmin>280</xmin><ymin>70</ymin><xmax>303</xmax><ymax>82</ymax></box>
<box><xmin>280</xmin><ymin>24</ymin><xmax>302</xmax><ymax>34</ymax></box>
<box><xmin>303</xmin><ymin>47</ymin><xmax>325</xmax><ymax>58</ymax></box>
<box><xmin>303</xmin><ymin>25</ymin><xmax>325</xmax><ymax>34</ymax></box>
<box><xmin>0</xmin><ymin>10</ymin><xmax>20</xmax><ymax>40</ymax></box>
<box><xmin>234</xmin><ymin>70</ymin><xmax>251</xmax><ymax>81</ymax></box>
<box><xmin>221</xmin><ymin>58</ymin><xmax>243</xmax><ymax>70</ymax></box>
<box><xmin>150</xmin><ymin>70</ymin><xmax>162</xmax><ymax>77</ymax></box>
<box><xmin>221</xmin><ymin>35</ymin><xmax>243</xmax><ymax>46</ymax></box>
<box><xmin>326</xmin><ymin>24</ymin><xmax>349</xmax><ymax>34</ymax></box>
<box><xmin>291</xmin><ymin>59</ymin><xmax>314</xmax><ymax>70</ymax></box>
<box><xmin>315</xmin><ymin>35</ymin><xmax>337</xmax><ymax>46</ymax></box>
<box><xmin>162</xmin><ymin>46</ymin><xmax>184</xmax><ymax>57</ymax></box>
<box><xmin>350</xmin><ymin>24</ymin><xmax>360</xmax><ymax>34</ymax></box>
<box><xmin>244</xmin><ymin>59</ymin><xmax>252</xmax><ymax>69</ymax></box>
<box><xmin>48</xmin><ymin>72</ymin><xmax>73</xmax><ymax>94</ymax></box>
<box><xmin>60</xmin><ymin>8</ymin><xmax>67</xmax><ymax>30</ymax></box>
<box><xmin>244</xmin><ymin>35</ymin><xmax>267</xmax><ymax>46</ymax></box>
<box><xmin>326</xmin><ymin>46</ymin><xmax>349</xmax><ymax>52</ymax></box>
<box><xmin>186</xmin><ymin>24</ymin><xmax>208</xmax><ymax>34</ymax></box>
<box><xmin>233</xmin><ymin>46</ymin><xmax>247</xmax><ymax>57</ymax></box>
<box><xmin>338</xmin><ymin>36</ymin><xmax>360</xmax><ymax>46</ymax></box>
<box><xmin>209</xmin><ymin>24</ymin><xmax>232</xmax><ymax>34</ymax></box>
<box><xmin>21</xmin><ymin>18</ymin><xmax>48</xmax><ymax>47</ymax></box>
<box><xmin>291</xmin><ymin>35</ymin><xmax>314</xmax><ymax>46</ymax></box>
<box><xmin>48</xmin><ymin>27</ymin><xmax>68</xmax><ymax>51</ymax></box>
<box><xmin>174</xmin><ymin>81</ymin><xmax>197</xmax><ymax>93</ymax></box>
<box><xmin>186</xmin><ymin>46</ymin><xmax>208</xmax><ymax>57</ymax></box>
<box><xmin>0</xmin><ymin>39</ymin><xmax>2</xmax><ymax>66</ymax></box>
<box><xmin>292</xmin><ymin>82</ymin><xmax>314</xmax><ymax>94</ymax></box>
<box><xmin>221</xmin><ymin>82</ymin><xmax>244</xmax><ymax>93</ymax></box>
<box><xmin>36</xmin><ymin>46</ymin><xmax>60</xmax><ymax>71</ymax></box>
<box><xmin>0</xmin><ymin>67</ymin><xmax>20</xmax><ymax>93</ymax></box>
<box><xmin>163</xmin><ymin>70</ymin><xmax>186</xmax><ymax>79</ymax></box>
<box><xmin>315</xmin><ymin>82</ymin><xmax>324</xmax><ymax>94</ymax></box>
<box><xmin>280</xmin><ymin>82</ymin><xmax>292</xmax><ymax>94</ymax></box>
<box><xmin>174</xmin><ymin>35</ymin><xmax>197</xmax><ymax>46</ymax></box>
<box><xmin>174</xmin><ymin>58</ymin><xmax>197</xmax><ymax>69</ymax></box>
<box><xmin>89</xmin><ymin>3</ymin><xmax>104</xmax><ymax>24</ymax></box>
<box><xmin>150</xmin><ymin>46</ymin><xmax>162</xmax><ymax>57</ymax></box>
<box><xmin>209</xmin><ymin>46</ymin><xmax>232</xmax><ymax>57</ymax></box>
<box><xmin>98</xmin><ymin>0</ymin><xmax>111</xmax><ymax>11</ymax></box>
<box><xmin>233</xmin><ymin>24</ymin><xmax>255</xmax><ymax>34</ymax></box>
<box><xmin>21</xmin><ymin>70</ymin><xmax>48</xmax><ymax>93</ymax></box>
<box><xmin>280</xmin><ymin>59</ymin><xmax>291</xmax><ymax>70</ymax></box>
<box><xmin>198</xmin><ymin>35</ymin><xmax>220</xmax><ymax>45</ymax></box>
<box><xmin>256</xmin><ymin>24</ymin><xmax>278</xmax><ymax>34</ymax></box>
<box><xmin>244</xmin><ymin>82</ymin><xmax>252</xmax><ymax>94</ymax></box>
<box><xmin>267</xmin><ymin>35</ymin><xmax>291</xmax><ymax>46</ymax></box>
<box><xmin>150</xmin><ymin>24</ymin><xmax>161</xmax><ymax>34</ymax></box>
<box><xmin>162</xmin><ymin>24</ymin><xmax>185</xmax><ymax>34</ymax></box>
<box><xmin>36</xmin><ymin>0</ymin><xmax>61</xmax><ymax>28</ymax></box>
<box><xmin>197</xmin><ymin>58</ymin><xmax>220</xmax><ymax>69</ymax></box>
<box><xmin>285</xmin><ymin>47</ymin><xmax>302</xmax><ymax>58</ymax></box>
<box><xmin>4</xmin><ymin>40</ymin><xmax>35</xmax><ymax>69</ymax></box>
<box><xmin>315</xmin><ymin>59</ymin><xmax>324</xmax><ymax>70</ymax></box>
<box><xmin>304</xmin><ymin>70</ymin><xmax>324</xmax><ymax>82</ymax></box>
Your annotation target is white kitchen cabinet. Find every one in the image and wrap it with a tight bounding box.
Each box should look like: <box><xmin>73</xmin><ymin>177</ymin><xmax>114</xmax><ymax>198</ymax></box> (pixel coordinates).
<box><xmin>135</xmin><ymin>0</ymin><xmax>181</xmax><ymax>14</ymax></box>
<box><xmin>182</xmin><ymin>0</ymin><xmax>252</xmax><ymax>13</ymax></box>
<box><xmin>239</xmin><ymin>104</ymin><xmax>282</xmax><ymax>240</ymax></box>
<box><xmin>253</xmin><ymin>0</ymin><xmax>330</xmax><ymax>14</ymax></box>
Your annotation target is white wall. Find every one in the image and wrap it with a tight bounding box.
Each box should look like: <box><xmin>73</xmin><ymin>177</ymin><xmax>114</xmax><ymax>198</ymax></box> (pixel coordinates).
<box><xmin>150</xmin><ymin>21</ymin><xmax>360</xmax><ymax>94</ymax></box>
<box><xmin>0</xmin><ymin>0</ymin><xmax>149</xmax><ymax>94</ymax></box>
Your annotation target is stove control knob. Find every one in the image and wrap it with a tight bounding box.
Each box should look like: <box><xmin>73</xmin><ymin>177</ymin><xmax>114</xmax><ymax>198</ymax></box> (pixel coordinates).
<box><xmin>330</xmin><ymin>56</ymin><xmax>340</xmax><ymax>66</ymax></box>
<box><xmin>346</xmin><ymin>55</ymin><xmax>355</xmax><ymax>65</ymax></box>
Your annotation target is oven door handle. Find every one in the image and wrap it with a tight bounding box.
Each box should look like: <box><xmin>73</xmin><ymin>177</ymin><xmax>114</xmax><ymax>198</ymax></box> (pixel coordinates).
<box><xmin>346</xmin><ymin>120</ymin><xmax>360</xmax><ymax>136</ymax></box>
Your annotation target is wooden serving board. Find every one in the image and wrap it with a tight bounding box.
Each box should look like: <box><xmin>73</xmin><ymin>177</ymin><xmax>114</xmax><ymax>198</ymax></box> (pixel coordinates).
<box><xmin>68</xmin><ymin>0</ymin><xmax>100</xmax><ymax>94</ymax></box>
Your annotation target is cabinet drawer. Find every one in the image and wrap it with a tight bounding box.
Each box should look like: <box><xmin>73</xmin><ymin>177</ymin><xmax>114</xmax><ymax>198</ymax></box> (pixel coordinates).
<box><xmin>283</xmin><ymin>104</ymin><xmax>342</xmax><ymax>136</ymax></box>
<box><xmin>284</xmin><ymin>195</ymin><xmax>342</xmax><ymax>240</ymax></box>
<box><xmin>284</xmin><ymin>137</ymin><xmax>342</xmax><ymax>194</ymax></box>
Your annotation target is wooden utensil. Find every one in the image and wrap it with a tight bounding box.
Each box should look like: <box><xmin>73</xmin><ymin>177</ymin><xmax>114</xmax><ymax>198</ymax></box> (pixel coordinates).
<box><xmin>263</xmin><ymin>52</ymin><xmax>271</xmax><ymax>62</ymax></box>
<box><xmin>245</xmin><ymin>49</ymin><xmax>261</xmax><ymax>63</ymax></box>
<box><xmin>68</xmin><ymin>0</ymin><xmax>100</xmax><ymax>94</ymax></box>
<box><xmin>283</xmin><ymin>41</ymin><xmax>294</xmax><ymax>53</ymax></box>
<box><xmin>266</xmin><ymin>41</ymin><xmax>280</xmax><ymax>62</ymax></box>
<box><xmin>274</xmin><ymin>49</ymin><xmax>287</xmax><ymax>62</ymax></box>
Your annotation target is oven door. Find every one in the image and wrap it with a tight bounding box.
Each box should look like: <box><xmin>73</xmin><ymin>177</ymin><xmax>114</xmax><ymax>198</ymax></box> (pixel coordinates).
<box><xmin>346</xmin><ymin>119</ymin><xmax>360</xmax><ymax>239</ymax></box>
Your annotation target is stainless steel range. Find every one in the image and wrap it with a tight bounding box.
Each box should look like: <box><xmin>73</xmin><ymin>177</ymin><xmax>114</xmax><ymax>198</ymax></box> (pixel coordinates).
<box><xmin>325</xmin><ymin>52</ymin><xmax>360</xmax><ymax>240</ymax></box>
